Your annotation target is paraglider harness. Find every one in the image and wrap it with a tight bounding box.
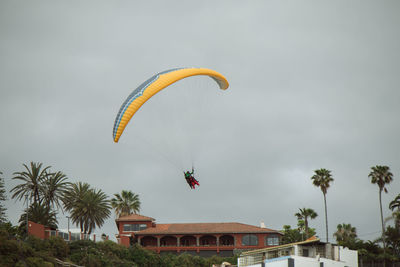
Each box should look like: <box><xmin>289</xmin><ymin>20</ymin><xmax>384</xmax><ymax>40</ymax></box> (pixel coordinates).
<box><xmin>184</xmin><ymin>168</ymin><xmax>200</xmax><ymax>189</ymax></box>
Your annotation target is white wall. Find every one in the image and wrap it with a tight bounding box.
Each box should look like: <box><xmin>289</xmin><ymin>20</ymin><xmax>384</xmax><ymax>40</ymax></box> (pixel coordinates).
<box><xmin>290</xmin><ymin>256</ymin><xmax>321</xmax><ymax>267</ymax></box>
<box><xmin>239</xmin><ymin>247</ymin><xmax>358</xmax><ymax>267</ymax></box>
<box><xmin>241</xmin><ymin>264</ymin><xmax>262</xmax><ymax>267</ymax></box>
<box><xmin>339</xmin><ymin>247</ymin><xmax>358</xmax><ymax>267</ymax></box>
<box><xmin>264</xmin><ymin>259</ymin><xmax>288</xmax><ymax>267</ymax></box>
<box><xmin>320</xmin><ymin>258</ymin><xmax>348</xmax><ymax>267</ymax></box>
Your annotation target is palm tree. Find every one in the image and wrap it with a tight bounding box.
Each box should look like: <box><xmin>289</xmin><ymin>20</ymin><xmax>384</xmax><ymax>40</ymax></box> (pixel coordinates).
<box><xmin>41</xmin><ymin>171</ymin><xmax>71</xmax><ymax>210</ymax></box>
<box><xmin>11</xmin><ymin>162</ymin><xmax>51</xmax><ymax>204</ymax></box>
<box><xmin>63</xmin><ymin>182</ymin><xmax>111</xmax><ymax>234</ymax></box>
<box><xmin>19</xmin><ymin>202</ymin><xmax>58</xmax><ymax>231</ymax></box>
<box><xmin>111</xmin><ymin>190</ymin><xmax>141</xmax><ymax>217</ymax></box>
<box><xmin>295</xmin><ymin>208</ymin><xmax>318</xmax><ymax>240</ymax></box>
<box><xmin>334</xmin><ymin>223</ymin><xmax>357</xmax><ymax>245</ymax></box>
<box><xmin>311</xmin><ymin>168</ymin><xmax>334</xmax><ymax>243</ymax></box>
<box><xmin>389</xmin><ymin>194</ymin><xmax>400</xmax><ymax>212</ymax></box>
<box><xmin>62</xmin><ymin>182</ymin><xmax>90</xmax><ymax>233</ymax></box>
<box><xmin>369</xmin><ymin>165</ymin><xmax>393</xmax><ymax>260</ymax></box>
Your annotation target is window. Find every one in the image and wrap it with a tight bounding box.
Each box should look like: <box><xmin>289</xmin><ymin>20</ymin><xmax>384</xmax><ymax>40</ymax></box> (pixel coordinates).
<box><xmin>266</xmin><ymin>235</ymin><xmax>280</xmax><ymax>246</ymax></box>
<box><xmin>70</xmin><ymin>233</ymin><xmax>80</xmax><ymax>241</ymax></box>
<box><xmin>58</xmin><ymin>231</ymin><xmax>69</xmax><ymax>241</ymax></box>
<box><xmin>242</xmin><ymin>234</ymin><xmax>258</xmax><ymax>246</ymax></box>
<box><xmin>302</xmin><ymin>248</ymin><xmax>309</xmax><ymax>257</ymax></box>
<box><xmin>123</xmin><ymin>224</ymin><xmax>147</xmax><ymax>232</ymax></box>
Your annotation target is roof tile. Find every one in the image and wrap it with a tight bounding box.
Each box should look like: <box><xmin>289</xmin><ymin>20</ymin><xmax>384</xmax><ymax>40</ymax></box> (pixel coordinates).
<box><xmin>116</xmin><ymin>214</ymin><xmax>155</xmax><ymax>222</ymax></box>
<box><xmin>137</xmin><ymin>222</ymin><xmax>280</xmax><ymax>235</ymax></box>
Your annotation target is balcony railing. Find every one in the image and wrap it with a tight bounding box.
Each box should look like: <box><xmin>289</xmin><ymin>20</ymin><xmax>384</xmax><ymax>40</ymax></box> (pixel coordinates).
<box><xmin>44</xmin><ymin>230</ymin><xmax>96</xmax><ymax>242</ymax></box>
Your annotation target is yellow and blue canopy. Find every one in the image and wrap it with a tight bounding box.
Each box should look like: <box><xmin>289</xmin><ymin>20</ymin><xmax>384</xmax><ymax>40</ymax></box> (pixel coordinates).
<box><xmin>113</xmin><ymin>67</ymin><xmax>229</xmax><ymax>142</ymax></box>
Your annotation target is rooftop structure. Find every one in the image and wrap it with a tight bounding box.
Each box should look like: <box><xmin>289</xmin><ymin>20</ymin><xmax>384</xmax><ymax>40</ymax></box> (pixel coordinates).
<box><xmin>115</xmin><ymin>214</ymin><xmax>283</xmax><ymax>257</ymax></box>
<box><xmin>238</xmin><ymin>237</ymin><xmax>358</xmax><ymax>267</ymax></box>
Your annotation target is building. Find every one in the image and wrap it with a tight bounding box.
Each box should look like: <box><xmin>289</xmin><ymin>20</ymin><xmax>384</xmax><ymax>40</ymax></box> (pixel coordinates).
<box><xmin>115</xmin><ymin>214</ymin><xmax>283</xmax><ymax>257</ymax></box>
<box><xmin>27</xmin><ymin>220</ymin><xmax>106</xmax><ymax>242</ymax></box>
<box><xmin>237</xmin><ymin>237</ymin><xmax>358</xmax><ymax>267</ymax></box>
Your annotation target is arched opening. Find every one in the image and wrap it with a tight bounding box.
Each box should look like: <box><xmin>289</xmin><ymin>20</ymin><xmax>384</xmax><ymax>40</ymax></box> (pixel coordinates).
<box><xmin>180</xmin><ymin>235</ymin><xmax>197</xmax><ymax>247</ymax></box>
<box><xmin>200</xmin><ymin>235</ymin><xmax>217</xmax><ymax>246</ymax></box>
<box><xmin>141</xmin><ymin>236</ymin><xmax>157</xmax><ymax>247</ymax></box>
<box><xmin>160</xmin><ymin>235</ymin><xmax>177</xmax><ymax>247</ymax></box>
<box><xmin>220</xmin><ymin>235</ymin><xmax>234</xmax><ymax>246</ymax></box>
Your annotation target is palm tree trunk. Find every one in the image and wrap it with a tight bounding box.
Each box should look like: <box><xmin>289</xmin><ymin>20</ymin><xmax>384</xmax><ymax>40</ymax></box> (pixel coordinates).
<box><xmin>324</xmin><ymin>193</ymin><xmax>329</xmax><ymax>243</ymax></box>
<box><xmin>305</xmin><ymin>218</ymin><xmax>309</xmax><ymax>239</ymax></box>
<box><xmin>379</xmin><ymin>190</ymin><xmax>386</xmax><ymax>267</ymax></box>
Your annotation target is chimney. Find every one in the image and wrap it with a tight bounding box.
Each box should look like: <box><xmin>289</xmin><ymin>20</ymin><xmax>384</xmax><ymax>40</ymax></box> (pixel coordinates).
<box><xmin>260</xmin><ymin>221</ymin><xmax>266</xmax><ymax>228</ymax></box>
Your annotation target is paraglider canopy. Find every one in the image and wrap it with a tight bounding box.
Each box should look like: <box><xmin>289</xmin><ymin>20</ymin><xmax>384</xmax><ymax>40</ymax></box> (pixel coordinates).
<box><xmin>113</xmin><ymin>67</ymin><xmax>229</xmax><ymax>143</ymax></box>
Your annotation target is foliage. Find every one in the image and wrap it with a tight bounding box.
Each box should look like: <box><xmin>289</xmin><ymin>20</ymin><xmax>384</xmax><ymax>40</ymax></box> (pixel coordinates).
<box><xmin>390</xmin><ymin>194</ymin><xmax>400</xmax><ymax>211</ymax></box>
<box><xmin>281</xmin><ymin>225</ymin><xmax>304</xmax><ymax>244</ymax></box>
<box><xmin>311</xmin><ymin>168</ymin><xmax>334</xmax><ymax>242</ymax></box>
<box><xmin>0</xmin><ymin>230</ymin><xmax>35</xmax><ymax>266</ymax></box>
<box><xmin>369</xmin><ymin>165</ymin><xmax>394</xmax><ymax>193</ymax></box>
<box><xmin>69</xmin><ymin>239</ymin><xmax>136</xmax><ymax>266</ymax></box>
<box><xmin>128</xmin><ymin>243</ymin><xmax>161</xmax><ymax>266</ymax></box>
<box><xmin>389</xmin><ymin>194</ymin><xmax>400</xmax><ymax>230</ymax></box>
<box><xmin>0</xmin><ymin>221</ymin><xmax>21</xmax><ymax>239</ymax></box>
<box><xmin>48</xmin><ymin>236</ymin><xmax>70</xmax><ymax>259</ymax></box>
<box><xmin>384</xmin><ymin>225</ymin><xmax>400</xmax><ymax>257</ymax></box>
<box><xmin>369</xmin><ymin>165</ymin><xmax>393</xmax><ymax>258</ymax></box>
<box><xmin>295</xmin><ymin>207</ymin><xmax>318</xmax><ymax>240</ymax></box>
<box><xmin>0</xmin><ymin>171</ymin><xmax>7</xmax><ymax>224</ymax></box>
<box><xmin>10</xmin><ymin>162</ymin><xmax>71</xmax><ymax>237</ymax></box>
<box><xmin>11</xmin><ymin>162</ymin><xmax>51</xmax><ymax>205</ymax></box>
<box><xmin>63</xmin><ymin>182</ymin><xmax>111</xmax><ymax>234</ymax></box>
<box><xmin>111</xmin><ymin>190</ymin><xmax>141</xmax><ymax>217</ymax></box>
<box><xmin>19</xmin><ymin>202</ymin><xmax>58</xmax><ymax>231</ymax></box>
<box><xmin>125</xmin><ymin>244</ymin><xmax>238</xmax><ymax>267</ymax></box>
<box><xmin>41</xmin><ymin>171</ymin><xmax>71</xmax><ymax>210</ymax></box>
<box><xmin>334</xmin><ymin>223</ymin><xmax>357</xmax><ymax>247</ymax></box>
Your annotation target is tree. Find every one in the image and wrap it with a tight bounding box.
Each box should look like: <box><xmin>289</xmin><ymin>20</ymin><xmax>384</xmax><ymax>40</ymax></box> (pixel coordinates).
<box><xmin>295</xmin><ymin>208</ymin><xmax>318</xmax><ymax>240</ymax></box>
<box><xmin>63</xmin><ymin>182</ymin><xmax>111</xmax><ymax>234</ymax></box>
<box><xmin>390</xmin><ymin>194</ymin><xmax>400</xmax><ymax>211</ymax></box>
<box><xmin>111</xmin><ymin>190</ymin><xmax>141</xmax><ymax>217</ymax></box>
<box><xmin>19</xmin><ymin>202</ymin><xmax>58</xmax><ymax>231</ymax></box>
<box><xmin>0</xmin><ymin>171</ymin><xmax>7</xmax><ymax>224</ymax></box>
<box><xmin>311</xmin><ymin>168</ymin><xmax>334</xmax><ymax>243</ymax></box>
<box><xmin>389</xmin><ymin>194</ymin><xmax>400</xmax><ymax>231</ymax></box>
<box><xmin>281</xmin><ymin>225</ymin><xmax>303</xmax><ymax>244</ymax></box>
<box><xmin>41</xmin><ymin>171</ymin><xmax>70</xmax><ymax>210</ymax></box>
<box><xmin>11</xmin><ymin>162</ymin><xmax>51</xmax><ymax>205</ymax></box>
<box><xmin>334</xmin><ymin>223</ymin><xmax>357</xmax><ymax>246</ymax></box>
<box><xmin>369</xmin><ymin>165</ymin><xmax>393</xmax><ymax>261</ymax></box>
<box><xmin>384</xmin><ymin>225</ymin><xmax>400</xmax><ymax>257</ymax></box>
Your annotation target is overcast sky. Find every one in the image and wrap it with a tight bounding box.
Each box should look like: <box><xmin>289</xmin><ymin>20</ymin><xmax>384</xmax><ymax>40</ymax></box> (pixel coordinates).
<box><xmin>1</xmin><ymin>0</ymin><xmax>399</xmax><ymax>243</ymax></box>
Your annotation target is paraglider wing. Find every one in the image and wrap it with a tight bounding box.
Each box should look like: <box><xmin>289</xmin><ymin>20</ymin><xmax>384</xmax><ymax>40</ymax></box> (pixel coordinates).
<box><xmin>112</xmin><ymin>67</ymin><xmax>229</xmax><ymax>142</ymax></box>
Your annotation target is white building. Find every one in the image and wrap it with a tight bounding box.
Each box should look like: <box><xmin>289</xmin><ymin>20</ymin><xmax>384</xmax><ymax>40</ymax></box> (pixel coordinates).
<box><xmin>238</xmin><ymin>237</ymin><xmax>358</xmax><ymax>267</ymax></box>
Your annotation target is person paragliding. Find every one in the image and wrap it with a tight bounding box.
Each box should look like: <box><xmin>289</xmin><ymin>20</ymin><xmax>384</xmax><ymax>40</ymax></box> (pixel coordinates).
<box><xmin>184</xmin><ymin>168</ymin><xmax>200</xmax><ymax>189</ymax></box>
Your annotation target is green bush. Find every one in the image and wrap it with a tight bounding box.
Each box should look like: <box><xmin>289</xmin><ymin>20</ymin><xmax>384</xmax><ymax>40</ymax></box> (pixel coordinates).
<box><xmin>26</xmin><ymin>235</ymin><xmax>50</xmax><ymax>252</ymax></box>
<box><xmin>25</xmin><ymin>257</ymin><xmax>54</xmax><ymax>267</ymax></box>
<box><xmin>47</xmin><ymin>236</ymin><xmax>69</xmax><ymax>259</ymax></box>
<box><xmin>0</xmin><ymin>238</ymin><xmax>35</xmax><ymax>266</ymax></box>
<box><xmin>128</xmin><ymin>244</ymin><xmax>161</xmax><ymax>266</ymax></box>
<box><xmin>0</xmin><ymin>225</ymin><xmax>239</xmax><ymax>267</ymax></box>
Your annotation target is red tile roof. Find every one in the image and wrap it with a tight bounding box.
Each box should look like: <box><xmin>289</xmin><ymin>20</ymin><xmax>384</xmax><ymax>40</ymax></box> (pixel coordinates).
<box><xmin>116</xmin><ymin>214</ymin><xmax>155</xmax><ymax>222</ymax></box>
<box><xmin>136</xmin><ymin>222</ymin><xmax>280</xmax><ymax>235</ymax></box>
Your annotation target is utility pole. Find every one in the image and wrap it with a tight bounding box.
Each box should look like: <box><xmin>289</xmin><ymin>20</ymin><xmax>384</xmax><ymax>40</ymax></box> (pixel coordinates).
<box><xmin>66</xmin><ymin>216</ymin><xmax>70</xmax><ymax>241</ymax></box>
<box><xmin>25</xmin><ymin>194</ymin><xmax>29</xmax><ymax>238</ymax></box>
